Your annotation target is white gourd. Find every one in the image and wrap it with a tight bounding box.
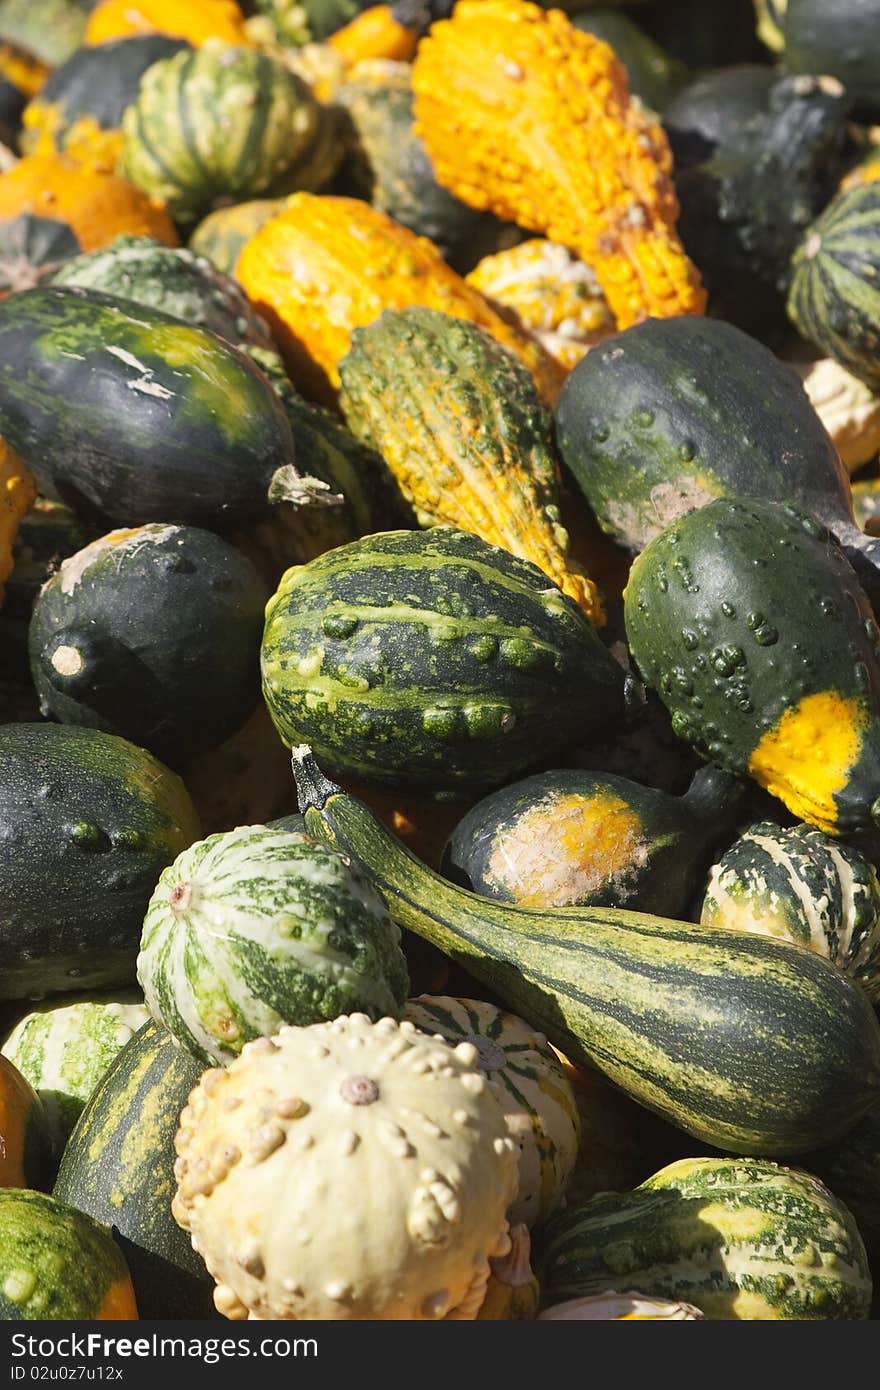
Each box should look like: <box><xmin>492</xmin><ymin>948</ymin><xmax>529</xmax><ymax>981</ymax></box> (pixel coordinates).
<box><xmin>538</xmin><ymin>1292</ymin><xmax>705</xmax><ymax>1319</ymax></box>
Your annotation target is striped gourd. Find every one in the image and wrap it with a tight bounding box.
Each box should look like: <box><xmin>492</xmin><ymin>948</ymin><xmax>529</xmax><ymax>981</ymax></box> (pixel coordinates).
<box><xmin>536</xmin><ymin>1156</ymin><xmax>873</xmax><ymax>1319</ymax></box>
<box><xmin>120</xmin><ymin>41</ymin><xmax>337</xmax><ymax>225</ymax></box>
<box><xmin>293</xmin><ymin>748</ymin><xmax>880</xmax><ymax>1155</ymax></box>
<box><xmin>700</xmin><ymin>821</ymin><xmax>880</xmax><ymax>1001</ymax></box>
<box><xmin>53</xmin><ymin>1020</ymin><xmax>216</xmax><ymax>1320</ymax></box>
<box><xmin>403</xmin><ymin>995</ymin><xmax>580</xmax><ymax>1229</ymax></box>
<box><xmin>788</xmin><ymin>182</ymin><xmax>880</xmax><ymax>390</ymax></box>
<box><xmin>137</xmin><ymin>823</ymin><xmax>409</xmax><ymax>1064</ymax></box>
<box><xmin>2</xmin><ymin>992</ymin><xmax>149</xmax><ymax>1155</ymax></box>
<box><xmin>261</xmin><ymin>529</ymin><xmax>626</xmax><ymax>797</ymax></box>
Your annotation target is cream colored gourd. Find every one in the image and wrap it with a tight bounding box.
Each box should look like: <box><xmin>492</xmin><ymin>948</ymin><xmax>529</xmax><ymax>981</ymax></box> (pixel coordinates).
<box><xmin>538</xmin><ymin>1292</ymin><xmax>706</xmax><ymax>1319</ymax></box>
<box><xmin>476</xmin><ymin>1223</ymin><xmax>540</xmax><ymax>1319</ymax></box>
<box><xmin>790</xmin><ymin>355</ymin><xmax>880</xmax><ymax>473</ymax></box>
<box><xmin>403</xmin><ymin>995</ymin><xmax>580</xmax><ymax>1228</ymax></box>
<box><xmin>173</xmin><ymin>1013</ymin><xmax>518</xmax><ymax>1320</ymax></box>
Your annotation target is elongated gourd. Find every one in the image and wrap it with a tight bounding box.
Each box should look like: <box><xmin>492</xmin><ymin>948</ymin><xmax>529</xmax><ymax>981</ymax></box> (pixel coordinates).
<box><xmin>292</xmin><ymin>747</ymin><xmax>880</xmax><ymax>1156</ymax></box>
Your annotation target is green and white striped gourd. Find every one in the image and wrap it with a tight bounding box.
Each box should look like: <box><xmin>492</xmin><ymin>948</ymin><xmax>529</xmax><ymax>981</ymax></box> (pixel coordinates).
<box><xmin>2</xmin><ymin>991</ymin><xmax>149</xmax><ymax>1155</ymax></box>
<box><xmin>137</xmin><ymin>823</ymin><xmax>409</xmax><ymax>1064</ymax></box>
<box><xmin>403</xmin><ymin>995</ymin><xmax>580</xmax><ymax>1229</ymax></box>
<box><xmin>537</xmin><ymin>1156</ymin><xmax>873</xmax><ymax>1319</ymax></box>
<box><xmin>700</xmin><ymin>821</ymin><xmax>880</xmax><ymax>1001</ymax></box>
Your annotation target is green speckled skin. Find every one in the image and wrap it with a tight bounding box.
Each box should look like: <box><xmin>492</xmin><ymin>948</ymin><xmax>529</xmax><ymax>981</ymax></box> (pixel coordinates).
<box><xmin>294</xmin><ymin>752</ymin><xmax>880</xmax><ymax>1155</ymax></box>
<box><xmin>0</xmin><ymin>1189</ymin><xmax>133</xmax><ymax>1319</ymax></box>
<box><xmin>789</xmin><ymin>183</ymin><xmax>880</xmax><ymax>391</ymax></box>
<box><xmin>0</xmin><ymin>285</ymin><xmax>296</xmax><ymax>527</ymax></box>
<box><xmin>53</xmin><ymin>1020</ymin><xmax>216</xmax><ymax>1320</ymax></box>
<box><xmin>51</xmin><ymin>235</ymin><xmax>273</xmax><ymax>347</ymax></box>
<box><xmin>623</xmin><ymin>496</ymin><xmax>880</xmax><ymax>834</ymax></box>
<box><xmin>263</xmin><ymin>528</ymin><xmax>626</xmax><ymax>796</ymax></box>
<box><xmin>536</xmin><ymin>1156</ymin><xmax>873</xmax><ymax>1319</ymax></box>
<box><xmin>0</xmin><ymin>722</ymin><xmax>200</xmax><ymax>1000</ymax></box>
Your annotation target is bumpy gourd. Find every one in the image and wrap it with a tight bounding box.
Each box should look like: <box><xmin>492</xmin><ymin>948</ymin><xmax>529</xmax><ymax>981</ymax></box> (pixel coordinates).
<box><xmin>84</xmin><ymin>0</ymin><xmax>253</xmax><ymax>46</ymax></box>
<box><xmin>538</xmin><ymin>1292</ymin><xmax>705</xmax><ymax>1319</ymax></box>
<box><xmin>700</xmin><ymin>821</ymin><xmax>880</xmax><ymax>1000</ymax></box>
<box><xmin>236</xmin><ymin>193</ymin><xmax>565</xmax><ymax>405</ymax></box>
<box><xmin>466</xmin><ymin>239</ymin><xmax>614</xmax><ymax>371</ymax></box>
<box><xmin>403</xmin><ymin>995</ymin><xmax>580</xmax><ymax>1228</ymax></box>
<box><xmin>172</xmin><ymin>1014</ymin><xmax>519</xmax><ymax>1319</ymax></box>
<box><xmin>139</xmin><ymin>825</ymin><xmax>409</xmax><ymax>1064</ymax></box>
<box><xmin>411</xmin><ymin>0</ymin><xmax>706</xmax><ymax>331</ymax></box>
<box><xmin>338</xmin><ymin>307</ymin><xmax>602</xmax><ymax>622</ymax></box>
<box><xmin>120</xmin><ymin>41</ymin><xmax>332</xmax><ymax>225</ymax></box>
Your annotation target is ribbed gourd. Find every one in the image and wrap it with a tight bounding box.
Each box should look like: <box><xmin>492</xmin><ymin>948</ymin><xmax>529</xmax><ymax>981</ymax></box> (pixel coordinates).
<box><xmin>403</xmin><ymin>995</ymin><xmax>580</xmax><ymax>1229</ymax></box>
<box><xmin>172</xmin><ymin>1015</ymin><xmax>519</xmax><ymax>1319</ymax></box>
<box><xmin>623</xmin><ymin>496</ymin><xmax>880</xmax><ymax>836</ymax></box>
<box><xmin>411</xmin><ymin>0</ymin><xmax>706</xmax><ymax>331</ymax></box>
<box><xmin>790</xmin><ymin>355</ymin><xmax>880</xmax><ymax>474</ymax></box>
<box><xmin>84</xmin><ymin>0</ymin><xmax>253</xmax><ymax>47</ymax></box>
<box><xmin>236</xmin><ymin>193</ymin><xmax>565</xmax><ymax>406</ymax></box>
<box><xmin>260</xmin><ymin>528</ymin><xmax>626</xmax><ymax>797</ymax></box>
<box><xmin>138</xmin><ymin>823</ymin><xmax>409</xmax><ymax>1064</ymax></box>
<box><xmin>120</xmin><ymin>41</ymin><xmax>338</xmax><ymax>226</ymax></box>
<box><xmin>700</xmin><ymin>821</ymin><xmax>880</xmax><ymax>1000</ymax></box>
<box><xmin>788</xmin><ymin>182</ymin><xmax>880</xmax><ymax>391</ymax></box>
<box><xmin>337</xmin><ymin>307</ymin><xmax>602</xmax><ymax>623</ymax></box>
<box><xmin>465</xmin><ymin>239</ymin><xmax>615</xmax><ymax>372</ymax></box>
<box><xmin>536</xmin><ymin>1156</ymin><xmax>873</xmax><ymax>1319</ymax></box>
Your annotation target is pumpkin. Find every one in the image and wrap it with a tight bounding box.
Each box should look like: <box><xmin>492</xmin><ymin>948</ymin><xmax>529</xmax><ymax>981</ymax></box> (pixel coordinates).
<box><xmin>84</xmin><ymin>0</ymin><xmax>253</xmax><ymax>47</ymax></box>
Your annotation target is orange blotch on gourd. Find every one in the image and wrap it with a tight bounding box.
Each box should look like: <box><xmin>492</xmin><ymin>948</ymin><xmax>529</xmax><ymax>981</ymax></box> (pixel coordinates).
<box><xmin>748</xmin><ymin>690</ymin><xmax>868</xmax><ymax>833</ymax></box>
<box><xmin>0</xmin><ymin>1056</ymin><xmax>38</xmax><ymax>1189</ymax></box>
<box><xmin>96</xmin><ymin>1274</ymin><xmax>139</xmax><ymax>1319</ymax></box>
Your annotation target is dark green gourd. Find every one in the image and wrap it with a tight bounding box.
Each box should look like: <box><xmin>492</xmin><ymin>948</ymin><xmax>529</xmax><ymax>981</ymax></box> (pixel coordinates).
<box><xmin>261</xmin><ymin>528</ymin><xmax>626</xmax><ymax>798</ymax></box>
<box><xmin>553</xmin><ymin>314</ymin><xmax>880</xmax><ymax>604</ymax></box>
<box><xmin>783</xmin><ymin>0</ymin><xmax>880</xmax><ymax>119</ymax></box>
<box><xmin>293</xmin><ymin>748</ymin><xmax>880</xmax><ymax>1156</ymax></box>
<box><xmin>442</xmin><ymin>764</ymin><xmax>749</xmax><ymax>917</ymax></box>
<box><xmin>623</xmin><ymin>496</ymin><xmax>880</xmax><ymax>836</ymax></box>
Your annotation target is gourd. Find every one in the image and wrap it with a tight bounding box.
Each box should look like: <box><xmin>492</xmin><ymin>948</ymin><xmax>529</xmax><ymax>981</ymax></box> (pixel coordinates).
<box><xmin>261</xmin><ymin>528</ymin><xmax>627</xmax><ymax>798</ymax></box>
<box><xmin>465</xmin><ymin>239</ymin><xmax>615</xmax><ymax>372</ymax></box>
<box><xmin>188</xmin><ymin>198</ymin><xmax>287</xmax><ymax>275</ymax></box>
<box><xmin>172</xmin><ymin>1014</ymin><xmax>519</xmax><ymax>1319</ymax></box>
<box><xmin>84</xmin><ymin>0</ymin><xmax>253</xmax><ymax>47</ymax></box>
<box><xmin>0</xmin><ymin>441</ymin><xmax>35</xmax><ymax>607</ymax></box>
<box><xmin>789</xmin><ymin>355</ymin><xmax>880</xmax><ymax>474</ymax></box>
<box><xmin>0</xmin><ymin>286</ymin><xmax>310</xmax><ymax>530</ymax></box>
<box><xmin>788</xmin><ymin>182</ymin><xmax>880</xmax><ymax>392</ymax></box>
<box><xmin>137</xmin><ymin>823</ymin><xmax>409</xmax><ymax>1064</ymax></box>
<box><xmin>0</xmin><ymin>1055</ymin><xmax>54</xmax><ymax>1191</ymax></box>
<box><xmin>337</xmin><ymin>306</ymin><xmax>602</xmax><ymax>622</ymax></box>
<box><xmin>2</xmin><ymin>992</ymin><xmax>149</xmax><ymax>1155</ymax></box>
<box><xmin>236</xmin><ymin>193</ymin><xmax>565</xmax><ymax>407</ymax></box>
<box><xmin>28</xmin><ymin>523</ymin><xmax>269</xmax><ymax>766</ymax></box>
<box><xmin>700</xmin><ymin>821</ymin><xmax>880</xmax><ymax>1001</ymax></box>
<box><xmin>50</xmin><ymin>235</ymin><xmax>273</xmax><ymax>347</ymax></box>
<box><xmin>536</xmin><ymin>1156</ymin><xmax>873</xmax><ymax>1319</ymax></box>
<box><xmin>623</xmin><ymin>497</ymin><xmax>880</xmax><ymax>836</ymax></box>
<box><xmin>573</xmin><ymin>10</ymin><xmax>687</xmax><ymax>113</ymax></box>
<box><xmin>53</xmin><ymin>1020</ymin><xmax>217</xmax><ymax>1320</ymax></box>
<box><xmin>411</xmin><ymin>0</ymin><xmax>706</xmax><ymax>331</ymax></box>
<box><xmin>0</xmin><ymin>1189</ymin><xmax>138</xmax><ymax>1319</ymax></box>
<box><xmin>0</xmin><ymin>722</ymin><xmax>200</xmax><ymax>1000</ymax></box>
<box><xmin>403</xmin><ymin>995</ymin><xmax>580</xmax><ymax>1228</ymax></box>
<box><xmin>663</xmin><ymin>64</ymin><xmax>777</xmax><ymax>169</ymax></box>
<box><xmin>553</xmin><ymin>314</ymin><xmax>880</xmax><ymax>604</ymax></box>
<box><xmin>0</xmin><ymin>154</ymin><xmax>178</xmax><ymax>293</ymax></box>
<box><xmin>783</xmin><ymin>0</ymin><xmax>880</xmax><ymax>118</ymax></box>
<box><xmin>538</xmin><ymin>1293</ymin><xmax>704</xmax><ymax>1319</ymax></box>
<box><xmin>0</xmin><ymin>0</ymin><xmax>92</xmax><ymax>67</ymax></box>
<box><xmin>293</xmin><ymin>746</ymin><xmax>880</xmax><ymax>1155</ymax></box>
<box><xmin>476</xmin><ymin>1224</ymin><xmax>540</xmax><ymax>1320</ymax></box>
<box><xmin>20</xmin><ymin>35</ymin><xmax>191</xmax><ymax>168</ymax></box>
<box><xmin>442</xmin><ymin>764</ymin><xmax>748</xmax><ymax>918</ymax></box>
<box><xmin>0</xmin><ymin>42</ymin><xmax>50</xmax><ymax>148</ymax></box>
<box><xmin>328</xmin><ymin>5</ymin><xmax>419</xmax><ymax>63</ymax></box>
<box><xmin>754</xmin><ymin>0</ymin><xmax>788</xmax><ymax>51</ymax></box>
<box><xmin>120</xmin><ymin>41</ymin><xmax>339</xmax><ymax>227</ymax></box>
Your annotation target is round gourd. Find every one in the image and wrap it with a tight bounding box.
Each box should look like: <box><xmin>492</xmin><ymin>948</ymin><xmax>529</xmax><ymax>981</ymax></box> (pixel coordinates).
<box><xmin>84</xmin><ymin>0</ymin><xmax>253</xmax><ymax>47</ymax></box>
<box><xmin>2</xmin><ymin>992</ymin><xmax>150</xmax><ymax>1156</ymax></box>
<box><xmin>172</xmin><ymin>1014</ymin><xmax>519</xmax><ymax>1319</ymax></box>
<box><xmin>138</xmin><ymin>824</ymin><xmax>410</xmax><ymax>1064</ymax></box>
<box><xmin>53</xmin><ymin>1019</ymin><xmax>217</xmax><ymax>1320</ymax></box>
<box><xmin>0</xmin><ymin>1055</ymin><xmax>53</xmax><ymax>1192</ymax></box>
<box><xmin>791</xmin><ymin>355</ymin><xmax>880</xmax><ymax>475</ymax></box>
<box><xmin>403</xmin><ymin>995</ymin><xmax>580</xmax><ymax>1229</ymax></box>
<box><xmin>120</xmin><ymin>41</ymin><xmax>334</xmax><ymax>226</ymax></box>
<box><xmin>29</xmin><ymin>523</ymin><xmax>270</xmax><ymax>766</ymax></box>
<box><xmin>260</xmin><ymin>528</ymin><xmax>627</xmax><ymax>797</ymax></box>
<box><xmin>0</xmin><ymin>154</ymin><xmax>178</xmax><ymax>293</ymax></box>
<box><xmin>538</xmin><ymin>1293</ymin><xmax>705</xmax><ymax>1319</ymax></box>
<box><xmin>700</xmin><ymin>820</ymin><xmax>880</xmax><ymax>1001</ymax></box>
<box><xmin>188</xmin><ymin>198</ymin><xmax>287</xmax><ymax>275</ymax></box>
<box><xmin>537</xmin><ymin>1156</ymin><xmax>873</xmax><ymax>1319</ymax></box>
<box><xmin>0</xmin><ymin>722</ymin><xmax>201</xmax><ymax>1001</ymax></box>
<box><xmin>0</xmin><ymin>1189</ymin><xmax>138</xmax><ymax>1319</ymax></box>
<box><xmin>783</xmin><ymin>0</ymin><xmax>880</xmax><ymax>118</ymax></box>
<box><xmin>788</xmin><ymin>182</ymin><xmax>880</xmax><ymax>391</ymax></box>
<box><xmin>20</xmin><ymin>35</ymin><xmax>191</xmax><ymax>167</ymax></box>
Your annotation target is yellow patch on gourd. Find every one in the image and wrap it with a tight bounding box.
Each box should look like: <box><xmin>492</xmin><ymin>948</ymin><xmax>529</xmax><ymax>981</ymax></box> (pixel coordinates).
<box><xmin>96</xmin><ymin>1275</ymin><xmax>139</xmax><ymax>1320</ymax></box>
<box><xmin>693</xmin><ymin>1201</ymin><xmax>775</xmax><ymax>1244</ymax></box>
<box><xmin>747</xmin><ymin>691</ymin><xmax>867</xmax><ymax>833</ymax></box>
<box><xmin>487</xmin><ymin>792</ymin><xmax>648</xmax><ymax>907</ymax></box>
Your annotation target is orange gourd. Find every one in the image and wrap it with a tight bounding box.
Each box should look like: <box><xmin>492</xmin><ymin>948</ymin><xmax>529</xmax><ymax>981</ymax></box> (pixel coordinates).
<box><xmin>84</xmin><ymin>0</ymin><xmax>253</xmax><ymax>47</ymax></box>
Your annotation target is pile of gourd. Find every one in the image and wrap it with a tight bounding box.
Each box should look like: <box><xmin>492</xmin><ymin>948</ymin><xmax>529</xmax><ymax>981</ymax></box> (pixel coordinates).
<box><xmin>0</xmin><ymin>0</ymin><xmax>880</xmax><ymax>1324</ymax></box>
